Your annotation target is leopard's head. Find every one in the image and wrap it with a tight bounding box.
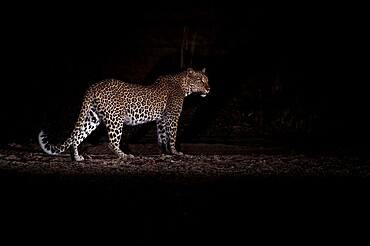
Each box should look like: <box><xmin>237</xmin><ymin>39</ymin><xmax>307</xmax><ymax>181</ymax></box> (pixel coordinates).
<box><xmin>185</xmin><ymin>68</ymin><xmax>210</xmax><ymax>97</ymax></box>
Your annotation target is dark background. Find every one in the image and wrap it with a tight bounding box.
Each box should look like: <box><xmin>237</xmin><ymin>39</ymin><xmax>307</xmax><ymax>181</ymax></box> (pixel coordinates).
<box><xmin>1</xmin><ymin>2</ymin><xmax>369</xmax><ymax>240</ymax></box>
<box><xmin>1</xmin><ymin>2</ymin><xmax>368</xmax><ymax>150</ymax></box>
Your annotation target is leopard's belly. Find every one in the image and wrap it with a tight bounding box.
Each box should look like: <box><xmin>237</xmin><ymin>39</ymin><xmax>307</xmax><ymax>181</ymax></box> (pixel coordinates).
<box><xmin>123</xmin><ymin>111</ymin><xmax>163</xmax><ymax>125</ymax></box>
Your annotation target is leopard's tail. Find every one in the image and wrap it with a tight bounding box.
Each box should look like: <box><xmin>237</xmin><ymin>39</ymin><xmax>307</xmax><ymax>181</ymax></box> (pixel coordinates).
<box><xmin>38</xmin><ymin>130</ymin><xmax>73</xmax><ymax>155</ymax></box>
<box><xmin>38</xmin><ymin>88</ymin><xmax>97</xmax><ymax>157</ymax></box>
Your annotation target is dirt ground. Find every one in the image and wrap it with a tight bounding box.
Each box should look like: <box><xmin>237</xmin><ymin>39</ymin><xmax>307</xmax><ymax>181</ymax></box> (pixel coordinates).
<box><xmin>1</xmin><ymin>141</ymin><xmax>369</xmax><ymax>241</ymax></box>
<box><xmin>1</xmin><ymin>141</ymin><xmax>369</xmax><ymax>178</ymax></box>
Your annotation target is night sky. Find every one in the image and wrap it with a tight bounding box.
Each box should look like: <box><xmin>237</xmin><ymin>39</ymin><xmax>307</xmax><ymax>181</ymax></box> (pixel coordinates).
<box><xmin>2</xmin><ymin>3</ymin><xmax>367</xmax><ymax>148</ymax></box>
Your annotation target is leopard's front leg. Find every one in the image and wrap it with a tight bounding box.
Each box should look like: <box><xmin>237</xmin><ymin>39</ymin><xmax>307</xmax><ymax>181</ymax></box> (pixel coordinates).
<box><xmin>165</xmin><ymin>114</ymin><xmax>183</xmax><ymax>156</ymax></box>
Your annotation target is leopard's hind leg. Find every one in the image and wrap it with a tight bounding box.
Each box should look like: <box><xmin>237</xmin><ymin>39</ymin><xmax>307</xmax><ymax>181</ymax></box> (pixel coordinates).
<box><xmin>103</xmin><ymin>116</ymin><xmax>134</xmax><ymax>159</ymax></box>
<box><xmin>70</xmin><ymin>107</ymin><xmax>101</xmax><ymax>161</ymax></box>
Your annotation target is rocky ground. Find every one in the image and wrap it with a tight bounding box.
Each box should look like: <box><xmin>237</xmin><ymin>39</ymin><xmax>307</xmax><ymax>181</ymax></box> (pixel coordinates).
<box><xmin>1</xmin><ymin>141</ymin><xmax>369</xmax><ymax>241</ymax></box>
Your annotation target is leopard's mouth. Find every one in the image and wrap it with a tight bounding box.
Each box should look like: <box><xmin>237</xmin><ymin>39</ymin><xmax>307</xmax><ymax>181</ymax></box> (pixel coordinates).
<box><xmin>201</xmin><ymin>89</ymin><xmax>210</xmax><ymax>97</ymax></box>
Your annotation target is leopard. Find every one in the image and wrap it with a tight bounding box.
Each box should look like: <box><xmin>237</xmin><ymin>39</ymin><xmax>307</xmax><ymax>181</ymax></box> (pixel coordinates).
<box><xmin>38</xmin><ymin>67</ymin><xmax>210</xmax><ymax>161</ymax></box>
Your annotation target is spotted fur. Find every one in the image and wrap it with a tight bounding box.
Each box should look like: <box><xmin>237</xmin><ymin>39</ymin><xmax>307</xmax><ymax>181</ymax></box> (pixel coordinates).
<box><xmin>38</xmin><ymin>68</ymin><xmax>210</xmax><ymax>161</ymax></box>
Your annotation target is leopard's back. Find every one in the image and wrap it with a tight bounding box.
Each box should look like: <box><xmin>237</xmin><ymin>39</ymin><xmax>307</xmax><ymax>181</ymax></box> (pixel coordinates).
<box><xmin>88</xmin><ymin>79</ymin><xmax>169</xmax><ymax>125</ymax></box>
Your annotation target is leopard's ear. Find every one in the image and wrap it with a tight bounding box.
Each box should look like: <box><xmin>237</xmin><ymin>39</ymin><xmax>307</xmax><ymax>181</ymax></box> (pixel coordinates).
<box><xmin>187</xmin><ymin>68</ymin><xmax>195</xmax><ymax>75</ymax></box>
<box><xmin>202</xmin><ymin>68</ymin><xmax>206</xmax><ymax>73</ymax></box>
